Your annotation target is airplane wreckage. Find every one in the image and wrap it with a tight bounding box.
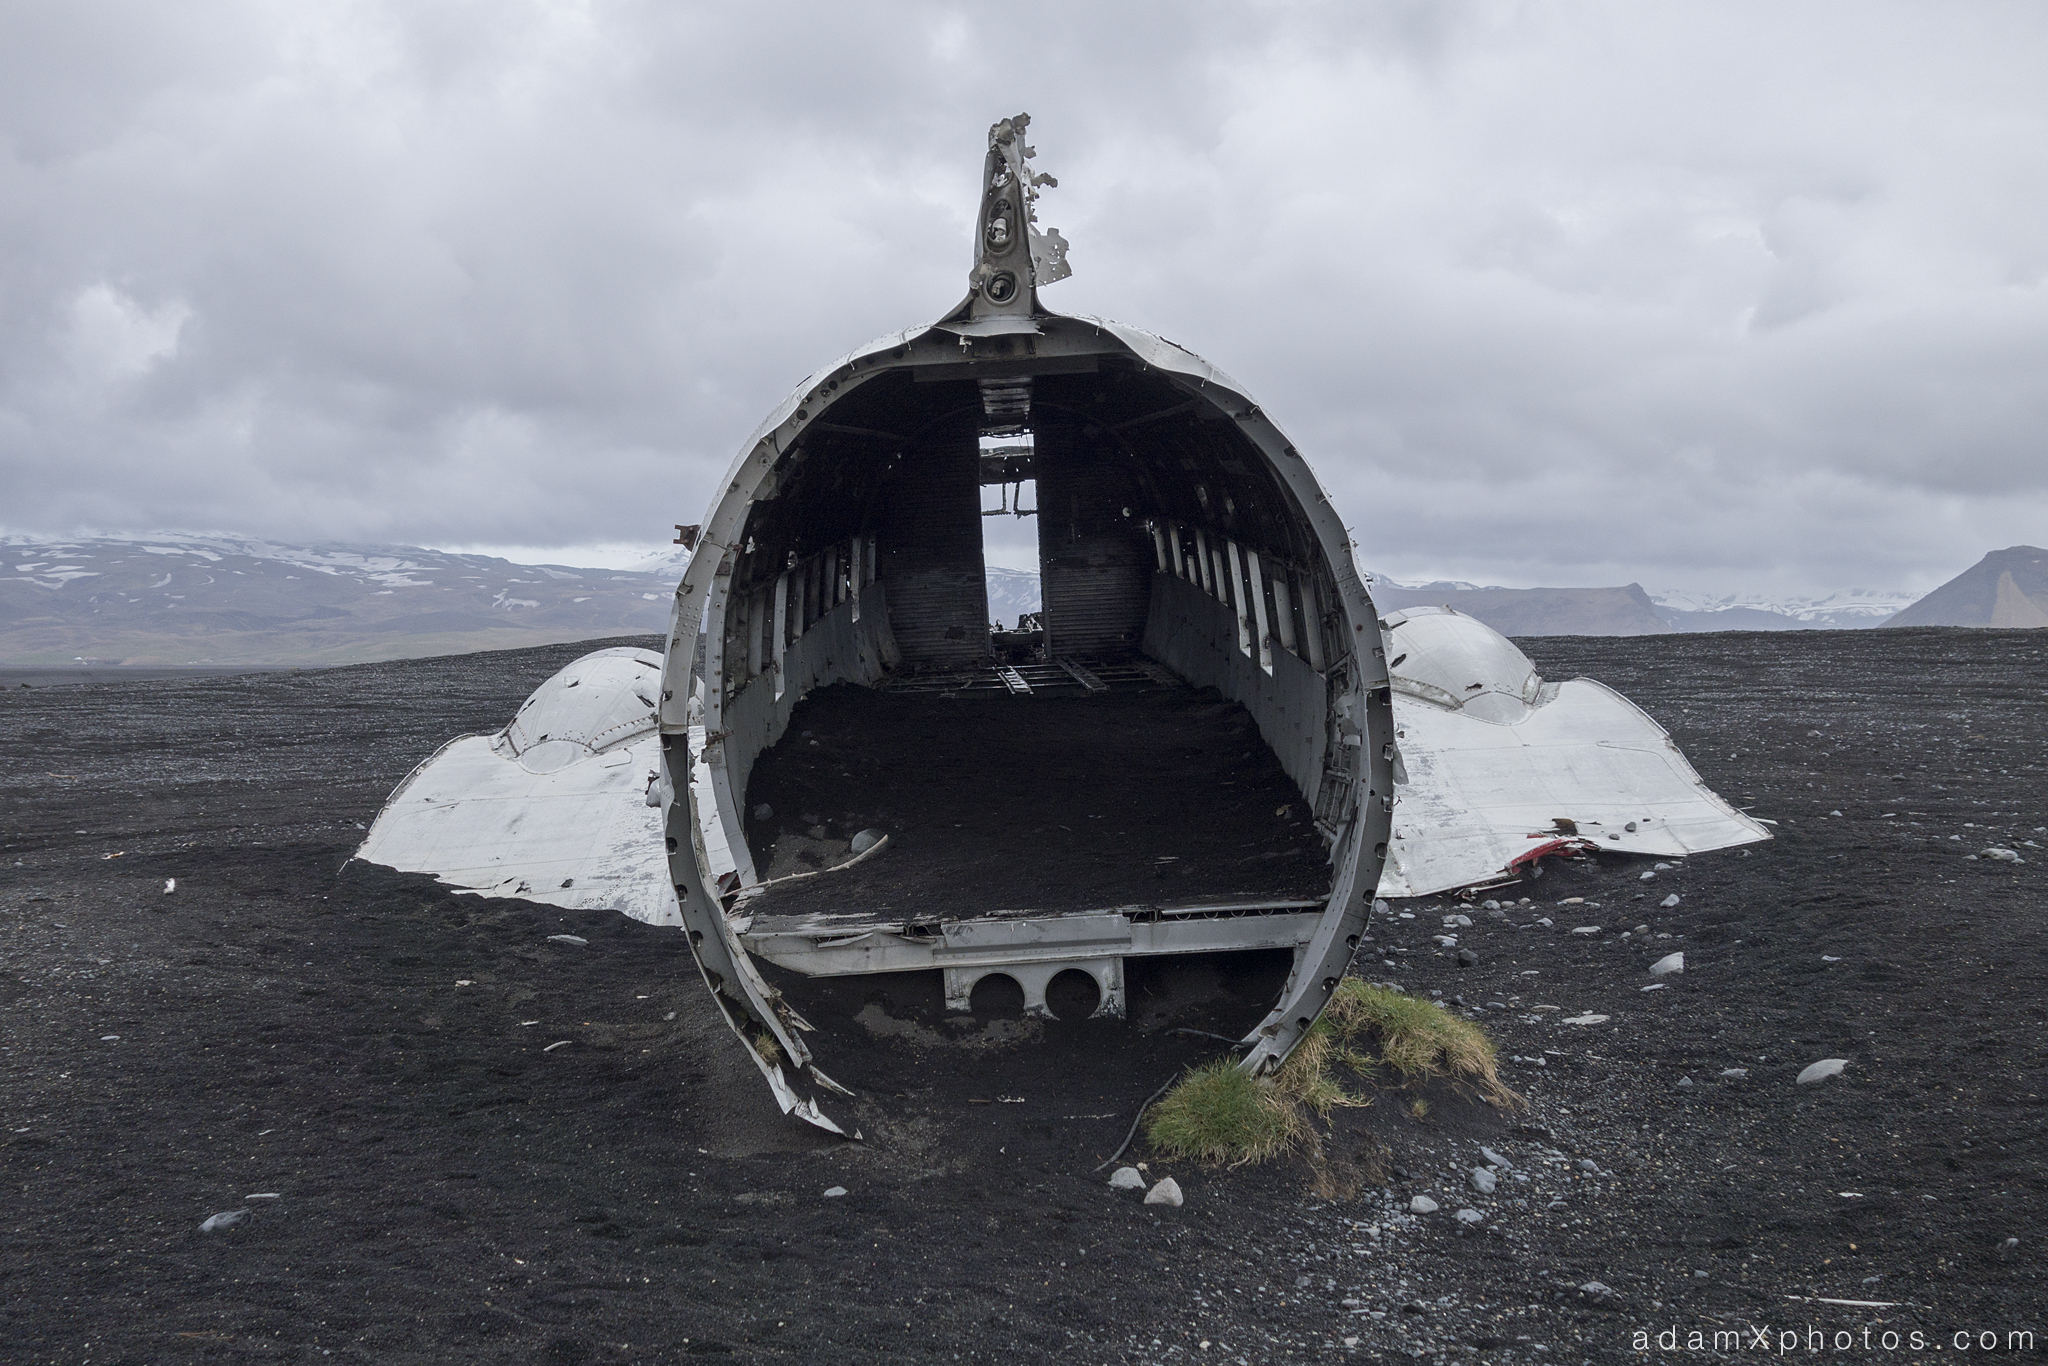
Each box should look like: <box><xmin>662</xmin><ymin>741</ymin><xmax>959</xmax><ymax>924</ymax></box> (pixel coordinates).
<box><xmin>358</xmin><ymin>116</ymin><xmax>1767</xmax><ymax>1134</ymax></box>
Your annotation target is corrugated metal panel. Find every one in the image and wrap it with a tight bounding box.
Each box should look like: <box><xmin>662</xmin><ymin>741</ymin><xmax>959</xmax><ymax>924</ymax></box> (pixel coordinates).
<box><xmin>1036</xmin><ymin>423</ymin><xmax>1152</xmax><ymax>658</ymax></box>
<box><xmin>876</xmin><ymin>421</ymin><xmax>990</xmax><ymax>668</ymax></box>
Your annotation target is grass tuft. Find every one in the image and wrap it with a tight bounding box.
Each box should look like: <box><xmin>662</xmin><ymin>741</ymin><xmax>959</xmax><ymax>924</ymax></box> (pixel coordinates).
<box><xmin>1321</xmin><ymin>980</ymin><xmax>1520</xmax><ymax>1109</ymax></box>
<box><xmin>1142</xmin><ymin>1060</ymin><xmax>1297</xmax><ymax>1164</ymax></box>
<box><xmin>1143</xmin><ymin>979</ymin><xmax>1520</xmax><ymax>1170</ymax></box>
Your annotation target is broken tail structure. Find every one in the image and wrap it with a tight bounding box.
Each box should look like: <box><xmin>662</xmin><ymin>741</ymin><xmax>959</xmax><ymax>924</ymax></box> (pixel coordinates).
<box><xmin>967</xmin><ymin>113</ymin><xmax>1071</xmax><ymax>322</ymax></box>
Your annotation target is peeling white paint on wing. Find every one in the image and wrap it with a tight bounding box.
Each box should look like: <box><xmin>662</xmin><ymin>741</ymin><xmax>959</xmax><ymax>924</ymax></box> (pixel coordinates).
<box><xmin>355</xmin><ymin>648</ymin><xmax>683</xmax><ymax>926</ymax></box>
<box><xmin>1377</xmin><ymin>608</ymin><xmax>1768</xmax><ymax>898</ymax></box>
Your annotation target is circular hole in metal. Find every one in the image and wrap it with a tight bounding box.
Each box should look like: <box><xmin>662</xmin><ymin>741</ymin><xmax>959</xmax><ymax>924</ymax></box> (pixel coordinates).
<box><xmin>984</xmin><ymin>271</ymin><xmax>1018</xmax><ymax>303</ymax></box>
<box><xmin>968</xmin><ymin>972</ymin><xmax>1025</xmax><ymax>1019</ymax></box>
<box><xmin>1046</xmin><ymin>968</ymin><xmax>1101</xmax><ymax>1021</ymax></box>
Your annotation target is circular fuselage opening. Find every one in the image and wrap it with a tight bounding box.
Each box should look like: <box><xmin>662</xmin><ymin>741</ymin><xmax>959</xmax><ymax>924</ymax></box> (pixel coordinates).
<box><xmin>679</xmin><ymin>315</ymin><xmax>1392</xmax><ymax>1072</ymax></box>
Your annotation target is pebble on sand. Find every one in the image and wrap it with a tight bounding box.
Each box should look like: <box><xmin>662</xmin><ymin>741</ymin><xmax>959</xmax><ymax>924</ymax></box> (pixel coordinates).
<box><xmin>850</xmin><ymin>828</ymin><xmax>887</xmax><ymax>854</ymax></box>
<box><xmin>1469</xmin><ymin>1167</ymin><xmax>1497</xmax><ymax>1194</ymax></box>
<box><xmin>1561</xmin><ymin>1013</ymin><xmax>1610</xmax><ymax>1025</ymax></box>
<box><xmin>1108</xmin><ymin>1166</ymin><xmax>1146</xmax><ymax>1191</ymax></box>
<box><xmin>1409</xmin><ymin>1195</ymin><xmax>1439</xmax><ymax>1214</ymax></box>
<box><xmin>1650</xmin><ymin>952</ymin><xmax>1685</xmax><ymax>976</ymax></box>
<box><xmin>822</xmin><ymin>1186</ymin><xmax>848</xmax><ymax>1198</ymax></box>
<box><xmin>163</xmin><ymin>878</ymin><xmax>176</xmax><ymax>893</ymax></box>
<box><xmin>1660</xmin><ymin>894</ymin><xmax>1681</xmax><ymax>908</ymax></box>
<box><xmin>546</xmin><ymin>934</ymin><xmax>588</xmax><ymax>947</ymax></box>
<box><xmin>199</xmin><ymin>1209</ymin><xmax>250</xmax><ymax>1233</ymax></box>
<box><xmin>1144</xmin><ymin>1177</ymin><xmax>1184</xmax><ymax>1207</ymax></box>
<box><xmin>1797</xmin><ymin>1058</ymin><xmax>1849</xmax><ymax>1085</ymax></box>
<box><xmin>1455</xmin><ymin>1208</ymin><xmax>1484</xmax><ymax>1226</ymax></box>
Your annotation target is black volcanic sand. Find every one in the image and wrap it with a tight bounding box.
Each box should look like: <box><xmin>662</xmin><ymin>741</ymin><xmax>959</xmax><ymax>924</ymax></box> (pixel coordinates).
<box><xmin>742</xmin><ymin>684</ymin><xmax>1329</xmax><ymax>923</ymax></box>
<box><xmin>3</xmin><ymin>628</ymin><xmax>2044</xmax><ymax>1364</ymax></box>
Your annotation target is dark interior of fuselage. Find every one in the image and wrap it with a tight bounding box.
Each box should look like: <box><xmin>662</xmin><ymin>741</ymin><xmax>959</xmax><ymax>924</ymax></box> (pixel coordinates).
<box><xmin>710</xmin><ymin>354</ymin><xmax>1345</xmax><ymax>926</ymax></box>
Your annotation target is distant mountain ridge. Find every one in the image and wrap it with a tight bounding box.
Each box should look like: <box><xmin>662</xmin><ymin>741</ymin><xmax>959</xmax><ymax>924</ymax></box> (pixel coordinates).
<box><xmin>8</xmin><ymin>531</ymin><xmax>2000</xmax><ymax>667</ymax></box>
<box><xmin>1</xmin><ymin>533</ymin><xmax>683</xmax><ymax>667</ymax></box>
<box><xmin>1884</xmin><ymin>546</ymin><xmax>2048</xmax><ymax>628</ymax></box>
<box><xmin>1369</xmin><ymin>575</ymin><xmax>1915</xmax><ymax>635</ymax></box>
<box><xmin>1367</xmin><ymin>579</ymin><xmax>1670</xmax><ymax>636</ymax></box>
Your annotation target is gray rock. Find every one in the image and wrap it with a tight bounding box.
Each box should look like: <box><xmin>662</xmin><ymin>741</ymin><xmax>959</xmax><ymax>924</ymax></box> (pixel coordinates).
<box><xmin>753</xmin><ymin>804</ymin><xmax>773</xmax><ymax>820</ymax></box>
<box><xmin>1457</xmin><ymin>948</ymin><xmax>1479</xmax><ymax>967</ymax></box>
<box><xmin>1676</xmin><ymin>1076</ymin><xmax>1693</xmax><ymax>1088</ymax></box>
<box><xmin>199</xmin><ymin>1209</ymin><xmax>249</xmax><ymax>1233</ymax></box>
<box><xmin>1982</xmin><ymin>847</ymin><xmax>2025</xmax><ymax>863</ymax></box>
<box><xmin>1650</xmin><ymin>952</ymin><xmax>1685</xmax><ymax>976</ymax></box>
<box><xmin>1719</xmin><ymin>1067</ymin><xmax>1749</xmax><ymax>1079</ymax></box>
<box><xmin>1108</xmin><ymin>1166</ymin><xmax>1146</xmax><ymax>1190</ymax></box>
<box><xmin>1409</xmin><ymin>1195</ymin><xmax>1439</xmax><ymax>1214</ymax></box>
<box><xmin>1660</xmin><ymin>894</ymin><xmax>1681</xmax><ymax>908</ymax></box>
<box><xmin>822</xmin><ymin>1186</ymin><xmax>848</xmax><ymax>1198</ymax></box>
<box><xmin>1481</xmin><ymin>900</ymin><xmax>1501</xmax><ymax>911</ymax></box>
<box><xmin>1480</xmin><ymin>1146</ymin><xmax>1512</xmax><ymax>1170</ymax></box>
<box><xmin>1373</xmin><ymin>899</ymin><xmax>1390</xmax><ymax>915</ymax></box>
<box><xmin>1144</xmin><ymin>1177</ymin><xmax>1184</xmax><ymax>1207</ymax></box>
<box><xmin>1576</xmin><ymin>1159</ymin><xmax>1601</xmax><ymax>1173</ymax></box>
<box><xmin>1446</xmin><ymin>913</ymin><xmax>1472</xmax><ymax>928</ymax></box>
<box><xmin>1469</xmin><ymin>1167</ymin><xmax>1497</xmax><ymax>1194</ymax></box>
<box><xmin>546</xmin><ymin>934</ymin><xmax>588</xmax><ymax>947</ymax></box>
<box><xmin>1579</xmin><ymin>1281</ymin><xmax>1615</xmax><ymax>1297</ymax></box>
<box><xmin>1455</xmin><ymin>1208</ymin><xmax>1485</xmax><ymax>1226</ymax></box>
<box><xmin>1639</xmin><ymin>871</ymin><xmax>1656</xmax><ymax>881</ymax></box>
<box><xmin>1797</xmin><ymin>1058</ymin><xmax>1848</xmax><ymax>1085</ymax></box>
<box><xmin>850</xmin><ymin>827</ymin><xmax>887</xmax><ymax>855</ymax></box>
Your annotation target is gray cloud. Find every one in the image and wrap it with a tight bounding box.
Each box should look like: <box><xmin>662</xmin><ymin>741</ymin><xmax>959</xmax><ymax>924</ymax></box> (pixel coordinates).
<box><xmin>2</xmin><ymin>0</ymin><xmax>2043</xmax><ymax>598</ymax></box>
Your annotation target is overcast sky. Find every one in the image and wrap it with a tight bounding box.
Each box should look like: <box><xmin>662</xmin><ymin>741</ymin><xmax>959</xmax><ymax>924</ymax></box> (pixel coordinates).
<box><xmin>4</xmin><ymin>2</ymin><xmax>2044</xmax><ymax>598</ymax></box>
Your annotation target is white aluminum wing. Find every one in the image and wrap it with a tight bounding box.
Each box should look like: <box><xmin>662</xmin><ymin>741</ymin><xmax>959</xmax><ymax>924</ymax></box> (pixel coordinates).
<box><xmin>356</xmin><ymin>648</ymin><xmax>705</xmax><ymax>924</ymax></box>
<box><xmin>1378</xmin><ymin>608</ymin><xmax>1768</xmax><ymax>898</ymax></box>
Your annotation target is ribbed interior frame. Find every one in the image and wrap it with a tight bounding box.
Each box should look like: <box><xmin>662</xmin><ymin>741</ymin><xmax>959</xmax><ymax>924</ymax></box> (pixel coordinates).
<box><xmin>703</xmin><ymin>354</ymin><xmax>1354</xmax><ymax>861</ymax></box>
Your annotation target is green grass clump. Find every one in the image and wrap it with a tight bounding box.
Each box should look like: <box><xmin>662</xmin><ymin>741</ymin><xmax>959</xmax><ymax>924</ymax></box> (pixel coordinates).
<box><xmin>1143</xmin><ymin>1059</ymin><xmax>1297</xmax><ymax>1164</ymax></box>
<box><xmin>1143</xmin><ymin>980</ymin><xmax>1520</xmax><ymax>1169</ymax></box>
<box><xmin>1321</xmin><ymin>980</ymin><xmax>1519</xmax><ymax>1108</ymax></box>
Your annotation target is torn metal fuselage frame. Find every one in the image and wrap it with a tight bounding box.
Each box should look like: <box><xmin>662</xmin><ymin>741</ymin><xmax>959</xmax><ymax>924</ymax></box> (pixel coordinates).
<box><xmin>652</xmin><ymin>115</ymin><xmax>1397</xmax><ymax>1133</ymax></box>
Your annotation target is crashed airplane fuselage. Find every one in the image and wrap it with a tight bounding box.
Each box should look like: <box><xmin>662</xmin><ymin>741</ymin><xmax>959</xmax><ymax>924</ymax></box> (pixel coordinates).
<box><xmin>358</xmin><ymin>115</ymin><xmax>1763</xmax><ymax>1134</ymax></box>
<box><xmin>368</xmin><ymin>115</ymin><xmax>1399</xmax><ymax>1133</ymax></box>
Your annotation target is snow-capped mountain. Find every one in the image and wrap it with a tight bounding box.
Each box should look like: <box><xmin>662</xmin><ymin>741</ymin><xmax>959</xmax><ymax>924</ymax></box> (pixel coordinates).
<box><xmin>1</xmin><ymin>532</ymin><xmax>684</xmax><ymax>667</ymax></box>
<box><xmin>1364</xmin><ymin>570</ymin><xmax>1913</xmax><ymax>633</ymax></box>
<box><xmin>984</xmin><ymin>566</ymin><xmax>1043</xmax><ymax>628</ymax></box>
<box><xmin>1644</xmin><ymin>585</ymin><xmax>1916</xmax><ymax>631</ymax></box>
